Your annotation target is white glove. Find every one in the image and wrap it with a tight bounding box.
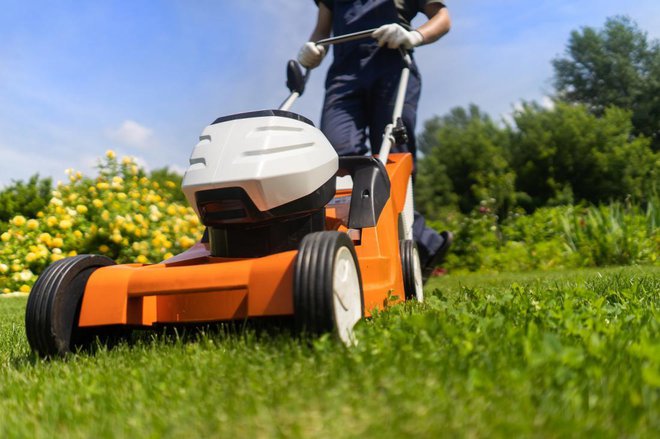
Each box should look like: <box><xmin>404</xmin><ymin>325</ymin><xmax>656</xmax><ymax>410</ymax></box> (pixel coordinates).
<box><xmin>297</xmin><ymin>42</ymin><xmax>326</xmax><ymax>69</ymax></box>
<box><xmin>372</xmin><ymin>23</ymin><xmax>424</xmax><ymax>49</ymax></box>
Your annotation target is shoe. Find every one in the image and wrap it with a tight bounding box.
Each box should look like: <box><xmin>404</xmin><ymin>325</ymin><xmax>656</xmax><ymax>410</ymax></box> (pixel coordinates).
<box><xmin>422</xmin><ymin>231</ymin><xmax>453</xmax><ymax>284</ymax></box>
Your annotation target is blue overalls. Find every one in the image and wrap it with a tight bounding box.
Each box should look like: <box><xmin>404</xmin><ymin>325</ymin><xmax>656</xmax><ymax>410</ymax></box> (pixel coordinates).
<box><xmin>320</xmin><ymin>0</ymin><xmax>445</xmax><ymax>268</ymax></box>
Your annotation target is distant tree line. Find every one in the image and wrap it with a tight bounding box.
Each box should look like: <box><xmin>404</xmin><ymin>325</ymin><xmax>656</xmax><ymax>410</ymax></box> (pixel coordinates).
<box><xmin>416</xmin><ymin>16</ymin><xmax>660</xmax><ymax>219</ymax></box>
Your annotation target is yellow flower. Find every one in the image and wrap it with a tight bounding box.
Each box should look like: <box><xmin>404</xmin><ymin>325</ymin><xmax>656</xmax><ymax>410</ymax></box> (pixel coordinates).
<box><xmin>136</xmin><ymin>255</ymin><xmax>148</xmax><ymax>264</ymax></box>
<box><xmin>59</xmin><ymin>219</ymin><xmax>72</xmax><ymax>229</ymax></box>
<box><xmin>11</xmin><ymin>215</ymin><xmax>26</xmax><ymax>227</ymax></box>
<box><xmin>73</xmin><ymin>230</ymin><xmax>83</xmax><ymax>239</ymax></box>
<box><xmin>46</xmin><ymin>216</ymin><xmax>58</xmax><ymax>227</ymax></box>
<box><xmin>76</xmin><ymin>204</ymin><xmax>88</xmax><ymax>214</ymax></box>
<box><xmin>51</xmin><ymin>237</ymin><xmax>64</xmax><ymax>248</ymax></box>
<box><xmin>163</xmin><ymin>252</ymin><xmax>174</xmax><ymax>260</ymax></box>
<box><xmin>0</xmin><ymin>264</ymin><xmax>8</xmax><ymax>274</ymax></box>
<box><xmin>92</xmin><ymin>199</ymin><xmax>103</xmax><ymax>208</ymax></box>
<box><xmin>19</xmin><ymin>285</ymin><xmax>31</xmax><ymax>293</ymax></box>
<box><xmin>18</xmin><ymin>269</ymin><xmax>33</xmax><ymax>281</ymax></box>
<box><xmin>96</xmin><ymin>182</ymin><xmax>110</xmax><ymax>190</ymax></box>
<box><xmin>121</xmin><ymin>156</ymin><xmax>133</xmax><ymax>165</ymax></box>
<box><xmin>178</xmin><ymin>236</ymin><xmax>196</xmax><ymax>248</ymax></box>
<box><xmin>68</xmin><ymin>250</ymin><xmax>78</xmax><ymax>257</ymax></box>
<box><xmin>1</xmin><ymin>232</ymin><xmax>10</xmax><ymax>242</ymax></box>
<box><xmin>51</xmin><ymin>254</ymin><xmax>65</xmax><ymax>262</ymax></box>
<box><xmin>25</xmin><ymin>253</ymin><xmax>38</xmax><ymax>263</ymax></box>
<box><xmin>106</xmin><ymin>149</ymin><xmax>116</xmax><ymax>159</ymax></box>
<box><xmin>99</xmin><ymin>245</ymin><xmax>110</xmax><ymax>253</ymax></box>
<box><xmin>27</xmin><ymin>219</ymin><xmax>39</xmax><ymax>230</ymax></box>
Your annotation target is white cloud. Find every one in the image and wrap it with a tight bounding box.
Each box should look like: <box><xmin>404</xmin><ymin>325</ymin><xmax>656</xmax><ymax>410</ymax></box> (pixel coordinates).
<box><xmin>108</xmin><ymin>120</ymin><xmax>154</xmax><ymax>149</ymax></box>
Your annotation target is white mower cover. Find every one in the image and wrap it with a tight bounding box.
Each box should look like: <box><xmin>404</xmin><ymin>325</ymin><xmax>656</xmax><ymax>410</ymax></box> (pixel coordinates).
<box><xmin>182</xmin><ymin>113</ymin><xmax>338</xmax><ymax>215</ymax></box>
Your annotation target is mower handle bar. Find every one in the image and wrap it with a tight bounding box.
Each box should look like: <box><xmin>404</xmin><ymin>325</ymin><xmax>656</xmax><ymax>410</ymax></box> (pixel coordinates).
<box><xmin>281</xmin><ymin>28</ymin><xmax>412</xmax><ymax>164</ymax></box>
<box><xmin>315</xmin><ymin>28</ymin><xmax>379</xmax><ymax>46</ymax></box>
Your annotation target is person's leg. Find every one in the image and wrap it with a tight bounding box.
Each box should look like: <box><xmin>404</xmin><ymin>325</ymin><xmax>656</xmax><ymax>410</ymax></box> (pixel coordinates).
<box><xmin>413</xmin><ymin>212</ymin><xmax>453</xmax><ymax>282</ymax></box>
<box><xmin>321</xmin><ymin>74</ymin><xmax>369</xmax><ymax>156</ymax></box>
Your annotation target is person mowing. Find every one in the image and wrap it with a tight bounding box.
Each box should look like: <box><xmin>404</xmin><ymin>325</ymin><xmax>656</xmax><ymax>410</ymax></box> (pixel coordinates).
<box><xmin>298</xmin><ymin>0</ymin><xmax>453</xmax><ymax>282</ymax></box>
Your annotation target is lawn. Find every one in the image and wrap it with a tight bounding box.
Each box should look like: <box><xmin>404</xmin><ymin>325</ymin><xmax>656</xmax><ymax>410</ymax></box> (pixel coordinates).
<box><xmin>0</xmin><ymin>266</ymin><xmax>658</xmax><ymax>438</ymax></box>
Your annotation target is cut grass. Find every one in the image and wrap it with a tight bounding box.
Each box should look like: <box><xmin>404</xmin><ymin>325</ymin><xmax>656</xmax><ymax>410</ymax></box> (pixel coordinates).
<box><xmin>0</xmin><ymin>266</ymin><xmax>658</xmax><ymax>438</ymax></box>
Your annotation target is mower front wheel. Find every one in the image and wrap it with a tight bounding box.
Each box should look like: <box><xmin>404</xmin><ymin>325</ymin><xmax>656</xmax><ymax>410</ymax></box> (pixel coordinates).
<box><xmin>25</xmin><ymin>254</ymin><xmax>116</xmax><ymax>357</ymax></box>
<box><xmin>400</xmin><ymin>240</ymin><xmax>424</xmax><ymax>302</ymax></box>
<box><xmin>293</xmin><ymin>231</ymin><xmax>364</xmax><ymax>346</ymax></box>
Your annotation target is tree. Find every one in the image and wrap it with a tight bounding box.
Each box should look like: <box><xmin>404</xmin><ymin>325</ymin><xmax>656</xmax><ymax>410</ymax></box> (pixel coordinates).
<box><xmin>552</xmin><ymin>16</ymin><xmax>660</xmax><ymax>150</ymax></box>
<box><xmin>509</xmin><ymin>102</ymin><xmax>658</xmax><ymax>208</ymax></box>
<box><xmin>0</xmin><ymin>175</ymin><xmax>53</xmax><ymax>223</ymax></box>
<box><xmin>416</xmin><ymin>105</ymin><xmax>516</xmax><ymax>217</ymax></box>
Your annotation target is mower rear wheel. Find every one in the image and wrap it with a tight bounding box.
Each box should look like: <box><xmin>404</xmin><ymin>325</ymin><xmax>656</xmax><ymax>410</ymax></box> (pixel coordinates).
<box><xmin>293</xmin><ymin>231</ymin><xmax>363</xmax><ymax>346</ymax></box>
<box><xmin>400</xmin><ymin>240</ymin><xmax>424</xmax><ymax>302</ymax></box>
<box><xmin>25</xmin><ymin>254</ymin><xmax>116</xmax><ymax>357</ymax></box>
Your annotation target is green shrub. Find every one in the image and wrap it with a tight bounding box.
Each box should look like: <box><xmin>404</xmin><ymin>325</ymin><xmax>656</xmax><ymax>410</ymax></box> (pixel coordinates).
<box><xmin>0</xmin><ymin>175</ymin><xmax>52</xmax><ymax>227</ymax></box>
<box><xmin>431</xmin><ymin>200</ymin><xmax>659</xmax><ymax>273</ymax></box>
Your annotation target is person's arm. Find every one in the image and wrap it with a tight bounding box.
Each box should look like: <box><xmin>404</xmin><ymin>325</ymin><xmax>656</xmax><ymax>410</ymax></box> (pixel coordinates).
<box><xmin>415</xmin><ymin>3</ymin><xmax>451</xmax><ymax>45</ymax></box>
<box><xmin>373</xmin><ymin>3</ymin><xmax>450</xmax><ymax>49</ymax></box>
<box><xmin>309</xmin><ymin>2</ymin><xmax>333</xmax><ymax>41</ymax></box>
<box><xmin>298</xmin><ymin>2</ymin><xmax>333</xmax><ymax>68</ymax></box>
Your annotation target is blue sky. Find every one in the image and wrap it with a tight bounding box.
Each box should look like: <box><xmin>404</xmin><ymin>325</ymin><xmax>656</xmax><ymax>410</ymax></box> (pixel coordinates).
<box><xmin>1</xmin><ymin>0</ymin><xmax>659</xmax><ymax>185</ymax></box>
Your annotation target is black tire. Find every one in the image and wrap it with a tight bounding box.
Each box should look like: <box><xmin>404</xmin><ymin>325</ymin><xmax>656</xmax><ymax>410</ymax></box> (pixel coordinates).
<box><xmin>400</xmin><ymin>240</ymin><xmax>423</xmax><ymax>302</ymax></box>
<box><xmin>293</xmin><ymin>231</ymin><xmax>364</xmax><ymax>345</ymax></box>
<box><xmin>25</xmin><ymin>254</ymin><xmax>116</xmax><ymax>357</ymax></box>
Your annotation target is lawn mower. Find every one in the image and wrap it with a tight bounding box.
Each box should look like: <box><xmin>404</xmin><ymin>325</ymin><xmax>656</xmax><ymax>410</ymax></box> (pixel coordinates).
<box><xmin>25</xmin><ymin>29</ymin><xmax>424</xmax><ymax>356</ymax></box>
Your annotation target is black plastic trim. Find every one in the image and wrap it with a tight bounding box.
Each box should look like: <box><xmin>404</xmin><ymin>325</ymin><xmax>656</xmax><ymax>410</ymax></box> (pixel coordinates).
<box><xmin>337</xmin><ymin>156</ymin><xmax>391</xmax><ymax>229</ymax></box>
<box><xmin>212</xmin><ymin>110</ymin><xmax>314</xmax><ymax>127</ymax></box>
<box><xmin>195</xmin><ymin>177</ymin><xmax>336</xmax><ymax>227</ymax></box>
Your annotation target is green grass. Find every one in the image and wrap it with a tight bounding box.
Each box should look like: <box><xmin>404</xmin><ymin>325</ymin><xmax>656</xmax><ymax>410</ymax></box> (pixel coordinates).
<box><xmin>0</xmin><ymin>266</ymin><xmax>658</xmax><ymax>438</ymax></box>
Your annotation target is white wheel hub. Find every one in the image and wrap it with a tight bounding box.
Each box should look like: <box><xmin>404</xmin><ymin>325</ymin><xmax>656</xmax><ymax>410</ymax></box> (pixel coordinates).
<box><xmin>332</xmin><ymin>246</ymin><xmax>362</xmax><ymax>346</ymax></box>
<box><xmin>412</xmin><ymin>246</ymin><xmax>424</xmax><ymax>302</ymax></box>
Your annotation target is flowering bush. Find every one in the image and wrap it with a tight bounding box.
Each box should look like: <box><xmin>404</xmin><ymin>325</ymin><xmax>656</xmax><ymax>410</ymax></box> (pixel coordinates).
<box><xmin>0</xmin><ymin>151</ymin><xmax>203</xmax><ymax>293</ymax></box>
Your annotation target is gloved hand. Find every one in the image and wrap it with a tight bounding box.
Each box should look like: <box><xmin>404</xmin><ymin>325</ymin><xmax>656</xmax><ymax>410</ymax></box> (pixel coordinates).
<box><xmin>297</xmin><ymin>42</ymin><xmax>327</xmax><ymax>69</ymax></box>
<box><xmin>372</xmin><ymin>23</ymin><xmax>424</xmax><ymax>49</ymax></box>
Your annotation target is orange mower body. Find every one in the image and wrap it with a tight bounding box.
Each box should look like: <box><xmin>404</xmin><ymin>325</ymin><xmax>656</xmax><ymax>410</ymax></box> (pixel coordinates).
<box><xmin>79</xmin><ymin>153</ymin><xmax>412</xmax><ymax>328</ymax></box>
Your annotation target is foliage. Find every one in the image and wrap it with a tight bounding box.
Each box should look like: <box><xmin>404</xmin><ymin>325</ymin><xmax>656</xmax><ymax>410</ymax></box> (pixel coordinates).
<box><xmin>148</xmin><ymin>167</ymin><xmax>187</xmax><ymax>204</ymax></box>
<box><xmin>509</xmin><ymin>102</ymin><xmax>659</xmax><ymax>209</ymax></box>
<box><xmin>552</xmin><ymin>16</ymin><xmax>660</xmax><ymax>150</ymax></box>
<box><xmin>561</xmin><ymin>201</ymin><xmax>660</xmax><ymax>267</ymax></box>
<box><xmin>430</xmin><ymin>200</ymin><xmax>659</xmax><ymax>273</ymax></box>
<box><xmin>416</xmin><ymin>105</ymin><xmax>517</xmax><ymax>217</ymax></box>
<box><xmin>0</xmin><ymin>175</ymin><xmax>52</xmax><ymax>226</ymax></box>
<box><xmin>0</xmin><ymin>151</ymin><xmax>203</xmax><ymax>293</ymax></box>
<box><xmin>417</xmin><ymin>17</ymin><xmax>660</xmax><ymax>215</ymax></box>
<box><xmin>0</xmin><ymin>267</ymin><xmax>656</xmax><ymax>437</ymax></box>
